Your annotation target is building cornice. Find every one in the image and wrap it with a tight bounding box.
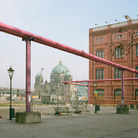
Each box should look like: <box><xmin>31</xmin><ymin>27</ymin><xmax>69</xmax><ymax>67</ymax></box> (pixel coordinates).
<box><xmin>89</xmin><ymin>19</ymin><xmax>138</xmax><ymax>36</ymax></box>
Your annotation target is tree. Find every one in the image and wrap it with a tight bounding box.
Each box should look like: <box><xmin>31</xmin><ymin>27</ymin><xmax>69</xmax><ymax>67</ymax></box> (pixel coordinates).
<box><xmin>105</xmin><ymin>28</ymin><xmax>138</xmax><ymax>57</ymax></box>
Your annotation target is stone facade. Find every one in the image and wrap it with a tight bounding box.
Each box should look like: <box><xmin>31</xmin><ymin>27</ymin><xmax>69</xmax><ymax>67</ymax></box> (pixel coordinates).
<box><xmin>34</xmin><ymin>60</ymin><xmax>75</xmax><ymax>98</ymax></box>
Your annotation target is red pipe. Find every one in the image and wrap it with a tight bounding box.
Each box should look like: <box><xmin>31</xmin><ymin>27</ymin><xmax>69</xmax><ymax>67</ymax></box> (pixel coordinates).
<box><xmin>64</xmin><ymin>82</ymin><xmax>88</xmax><ymax>86</ymax></box>
<box><xmin>63</xmin><ymin>78</ymin><xmax>138</xmax><ymax>84</ymax></box>
<box><xmin>0</xmin><ymin>22</ymin><xmax>138</xmax><ymax>74</ymax></box>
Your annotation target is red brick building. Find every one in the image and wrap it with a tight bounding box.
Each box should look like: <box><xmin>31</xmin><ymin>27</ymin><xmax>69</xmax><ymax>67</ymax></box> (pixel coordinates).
<box><xmin>89</xmin><ymin>19</ymin><xmax>138</xmax><ymax>105</ymax></box>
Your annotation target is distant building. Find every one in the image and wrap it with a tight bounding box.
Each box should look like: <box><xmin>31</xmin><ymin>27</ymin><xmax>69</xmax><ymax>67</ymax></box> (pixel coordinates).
<box><xmin>76</xmin><ymin>82</ymin><xmax>88</xmax><ymax>101</ymax></box>
<box><xmin>89</xmin><ymin>19</ymin><xmax>138</xmax><ymax>105</ymax></box>
<box><xmin>0</xmin><ymin>87</ymin><xmax>26</xmax><ymax>101</ymax></box>
<box><xmin>34</xmin><ymin>59</ymin><xmax>76</xmax><ymax>99</ymax></box>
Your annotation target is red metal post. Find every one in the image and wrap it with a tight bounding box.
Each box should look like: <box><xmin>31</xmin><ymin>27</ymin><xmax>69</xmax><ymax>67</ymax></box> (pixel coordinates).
<box><xmin>26</xmin><ymin>39</ymin><xmax>31</xmax><ymax>112</ymax></box>
<box><xmin>121</xmin><ymin>70</ymin><xmax>124</xmax><ymax>108</ymax></box>
<box><xmin>88</xmin><ymin>82</ymin><xmax>90</xmax><ymax>104</ymax></box>
<box><xmin>66</xmin><ymin>84</ymin><xmax>68</xmax><ymax>104</ymax></box>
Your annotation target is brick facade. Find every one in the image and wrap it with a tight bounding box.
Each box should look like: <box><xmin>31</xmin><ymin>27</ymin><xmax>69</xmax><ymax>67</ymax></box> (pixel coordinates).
<box><xmin>89</xmin><ymin>19</ymin><xmax>138</xmax><ymax>105</ymax></box>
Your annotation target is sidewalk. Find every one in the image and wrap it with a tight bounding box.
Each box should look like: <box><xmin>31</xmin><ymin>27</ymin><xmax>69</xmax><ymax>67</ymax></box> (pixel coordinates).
<box><xmin>0</xmin><ymin>106</ymin><xmax>138</xmax><ymax>138</ymax></box>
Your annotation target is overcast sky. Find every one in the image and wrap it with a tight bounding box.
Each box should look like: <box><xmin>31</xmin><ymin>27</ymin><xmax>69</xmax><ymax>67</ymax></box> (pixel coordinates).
<box><xmin>0</xmin><ymin>0</ymin><xmax>138</xmax><ymax>90</ymax></box>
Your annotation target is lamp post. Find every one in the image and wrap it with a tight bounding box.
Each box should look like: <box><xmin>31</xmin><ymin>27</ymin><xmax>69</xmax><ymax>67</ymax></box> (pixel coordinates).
<box><xmin>7</xmin><ymin>66</ymin><xmax>14</xmax><ymax>120</ymax></box>
<box><xmin>94</xmin><ymin>81</ymin><xmax>97</xmax><ymax>113</ymax></box>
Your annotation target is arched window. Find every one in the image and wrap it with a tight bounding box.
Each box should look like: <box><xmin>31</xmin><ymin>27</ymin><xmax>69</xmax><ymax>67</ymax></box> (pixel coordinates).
<box><xmin>135</xmin><ymin>89</ymin><xmax>138</xmax><ymax>100</ymax></box>
<box><xmin>114</xmin><ymin>89</ymin><xmax>121</xmax><ymax>99</ymax></box>
<box><xmin>136</xmin><ymin>66</ymin><xmax>138</xmax><ymax>78</ymax></box>
<box><xmin>96</xmin><ymin>89</ymin><xmax>104</xmax><ymax>99</ymax></box>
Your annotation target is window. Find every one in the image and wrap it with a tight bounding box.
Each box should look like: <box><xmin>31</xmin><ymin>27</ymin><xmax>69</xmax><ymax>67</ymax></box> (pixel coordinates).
<box><xmin>114</xmin><ymin>68</ymin><xmax>121</xmax><ymax>79</ymax></box>
<box><xmin>115</xmin><ymin>34</ymin><xmax>123</xmax><ymax>40</ymax></box>
<box><xmin>96</xmin><ymin>69</ymin><xmax>98</xmax><ymax>80</ymax></box>
<box><xmin>115</xmin><ymin>48</ymin><xmax>123</xmax><ymax>58</ymax></box>
<box><xmin>99</xmin><ymin>38</ymin><xmax>101</xmax><ymax>42</ymax></box>
<box><xmin>120</xmin><ymin>34</ymin><xmax>123</xmax><ymax>38</ymax></box>
<box><xmin>136</xmin><ymin>66</ymin><xmax>138</xmax><ymax>78</ymax></box>
<box><xmin>135</xmin><ymin>89</ymin><xmax>138</xmax><ymax>100</ymax></box>
<box><xmin>95</xmin><ymin>89</ymin><xmax>104</xmax><ymax>99</ymax></box>
<box><xmin>96</xmin><ymin>50</ymin><xmax>104</xmax><ymax>58</ymax></box>
<box><xmin>99</xmin><ymin>51</ymin><xmax>102</xmax><ymax>58</ymax></box>
<box><xmin>114</xmin><ymin>89</ymin><xmax>121</xmax><ymax>99</ymax></box>
<box><xmin>96</xmin><ymin>37</ymin><xmax>104</xmax><ymax>42</ymax></box>
<box><xmin>96</xmin><ymin>51</ymin><xmax>99</xmax><ymax>56</ymax></box>
<box><xmin>136</xmin><ymin>46</ymin><xmax>138</xmax><ymax>56</ymax></box>
<box><xmin>136</xmin><ymin>32</ymin><xmax>138</xmax><ymax>36</ymax></box>
<box><xmin>96</xmin><ymin>69</ymin><xmax>104</xmax><ymax>80</ymax></box>
<box><xmin>99</xmin><ymin>69</ymin><xmax>102</xmax><ymax>79</ymax></box>
<box><xmin>117</xmin><ymin>34</ymin><xmax>123</xmax><ymax>39</ymax></box>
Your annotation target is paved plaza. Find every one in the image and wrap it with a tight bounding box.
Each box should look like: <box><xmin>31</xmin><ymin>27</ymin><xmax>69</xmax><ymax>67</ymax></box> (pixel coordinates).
<box><xmin>0</xmin><ymin>106</ymin><xmax>138</xmax><ymax>138</ymax></box>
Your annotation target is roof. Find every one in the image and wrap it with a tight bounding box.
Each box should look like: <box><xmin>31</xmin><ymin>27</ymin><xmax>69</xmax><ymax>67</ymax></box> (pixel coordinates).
<box><xmin>35</xmin><ymin>72</ymin><xmax>43</xmax><ymax>78</ymax></box>
<box><xmin>51</xmin><ymin>60</ymin><xmax>69</xmax><ymax>75</ymax></box>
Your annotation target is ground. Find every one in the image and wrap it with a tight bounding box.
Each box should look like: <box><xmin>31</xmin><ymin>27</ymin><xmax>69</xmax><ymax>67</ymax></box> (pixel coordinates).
<box><xmin>0</xmin><ymin>104</ymin><xmax>138</xmax><ymax>138</ymax></box>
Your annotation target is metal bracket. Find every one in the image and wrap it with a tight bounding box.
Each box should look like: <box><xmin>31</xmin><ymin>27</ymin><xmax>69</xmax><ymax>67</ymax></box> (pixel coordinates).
<box><xmin>22</xmin><ymin>36</ymin><xmax>35</xmax><ymax>41</ymax></box>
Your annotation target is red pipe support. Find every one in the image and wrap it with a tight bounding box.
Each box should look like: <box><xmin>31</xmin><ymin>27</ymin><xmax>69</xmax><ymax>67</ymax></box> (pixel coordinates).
<box><xmin>25</xmin><ymin>40</ymin><xmax>31</xmax><ymax>112</ymax></box>
<box><xmin>88</xmin><ymin>82</ymin><xmax>90</xmax><ymax>104</ymax></box>
<box><xmin>66</xmin><ymin>84</ymin><xmax>68</xmax><ymax>104</ymax></box>
<box><xmin>121</xmin><ymin>70</ymin><xmax>124</xmax><ymax>108</ymax></box>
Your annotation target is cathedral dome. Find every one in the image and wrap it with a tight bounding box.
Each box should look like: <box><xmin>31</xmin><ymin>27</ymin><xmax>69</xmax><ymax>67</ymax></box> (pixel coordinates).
<box><xmin>65</xmin><ymin>71</ymin><xmax>70</xmax><ymax>76</ymax></box>
<box><xmin>36</xmin><ymin>72</ymin><xmax>42</xmax><ymax>77</ymax></box>
<box><xmin>51</xmin><ymin>60</ymin><xmax>69</xmax><ymax>75</ymax></box>
<box><xmin>35</xmin><ymin>68</ymin><xmax>44</xmax><ymax>78</ymax></box>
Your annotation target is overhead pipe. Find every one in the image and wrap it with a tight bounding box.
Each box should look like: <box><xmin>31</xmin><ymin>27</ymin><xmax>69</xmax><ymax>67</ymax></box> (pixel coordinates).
<box><xmin>64</xmin><ymin>82</ymin><xmax>88</xmax><ymax>86</ymax></box>
<box><xmin>0</xmin><ymin>22</ymin><xmax>138</xmax><ymax>74</ymax></box>
<box><xmin>63</xmin><ymin>78</ymin><xmax>138</xmax><ymax>106</ymax></box>
<box><xmin>63</xmin><ymin>78</ymin><xmax>138</xmax><ymax>84</ymax></box>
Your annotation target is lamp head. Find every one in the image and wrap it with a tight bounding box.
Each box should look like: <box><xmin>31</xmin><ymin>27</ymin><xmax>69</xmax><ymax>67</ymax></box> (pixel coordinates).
<box><xmin>7</xmin><ymin>66</ymin><xmax>14</xmax><ymax>78</ymax></box>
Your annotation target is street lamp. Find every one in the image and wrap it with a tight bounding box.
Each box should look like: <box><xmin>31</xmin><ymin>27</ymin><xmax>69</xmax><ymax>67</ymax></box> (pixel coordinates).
<box><xmin>7</xmin><ymin>66</ymin><xmax>14</xmax><ymax>120</ymax></box>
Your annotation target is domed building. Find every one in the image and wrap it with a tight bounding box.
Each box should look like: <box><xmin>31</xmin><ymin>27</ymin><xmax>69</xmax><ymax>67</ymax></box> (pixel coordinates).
<box><xmin>34</xmin><ymin>59</ymin><xmax>75</xmax><ymax>98</ymax></box>
<box><xmin>50</xmin><ymin>59</ymin><xmax>73</xmax><ymax>96</ymax></box>
<box><xmin>34</xmin><ymin>69</ymin><xmax>45</xmax><ymax>98</ymax></box>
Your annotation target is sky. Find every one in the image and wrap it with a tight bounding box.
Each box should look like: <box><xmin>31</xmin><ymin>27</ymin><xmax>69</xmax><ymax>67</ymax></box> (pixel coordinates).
<box><xmin>0</xmin><ymin>0</ymin><xmax>138</xmax><ymax>90</ymax></box>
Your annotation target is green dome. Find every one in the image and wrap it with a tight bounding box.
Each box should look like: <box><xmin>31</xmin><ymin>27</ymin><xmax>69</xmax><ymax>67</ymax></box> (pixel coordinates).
<box><xmin>35</xmin><ymin>72</ymin><xmax>42</xmax><ymax>78</ymax></box>
<box><xmin>65</xmin><ymin>71</ymin><xmax>70</xmax><ymax>76</ymax></box>
<box><xmin>51</xmin><ymin>60</ymin><xmax>69</xmax><ymax>75</ymax></box>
